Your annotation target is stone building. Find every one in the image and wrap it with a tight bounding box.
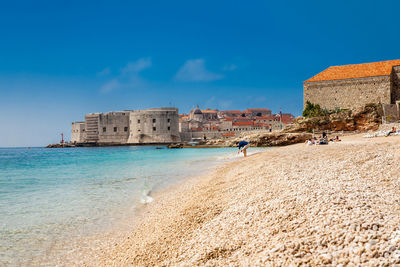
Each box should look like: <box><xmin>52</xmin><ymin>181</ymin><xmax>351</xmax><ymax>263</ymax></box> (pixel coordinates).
<box><xmin>71</xmin><ymin>107</ymin><xmax>180</xmax><ymax>145</ymax></box>
<box><xmin>98</xmin><ymin>111</ymin><xmax>130</xmax><ymax>144</ymax></box>
<box><xmin>218</xmin><ymin>110</ymin><xmax>243</xmax><ymax>118</ymax></box>
<box><xmin>84</xmin><ymin>113</ymin><xmax>101</xmax><ymax>143</ymax></box>
<box><xmin>188</xmin><ymin>106</ymin><xmax>218</xmax><ymax>121</ymax></box>
<box><xmin>304</xmin><ymin>59</ymin><xmax>400</xmax><ymax>110</ymax></box>
<box><xmin>128</xmin><ymin>108</ymin><xmax>181</xmax><ymax>144</ymax></box>
<box><xmin>189</xmin><ymin>106</ymin><xmax>204</xmax><ymax>122</ymax></box>
<box><xmin>200</xmin><ymin>108</ymin><xmax>218</xmax><ymax>120</ymax></box>
<box><xmin>71</xmin><ymin>122</ymin><xmax>85</xmax><ymax>143</ymax></box>
<box><xmin>218</xmin><ymin>109</ymin><xmax>272</xmax><ymax>118</ymax></box>
<box><xmin>244</xmin><ymin>108</ymin><xmax>272</xmax><ymax>117</ymax></box>
<box><xmin>181</xmin><ymin>106</ymin><xmax>219</xmax><ymax>133</ymax></box>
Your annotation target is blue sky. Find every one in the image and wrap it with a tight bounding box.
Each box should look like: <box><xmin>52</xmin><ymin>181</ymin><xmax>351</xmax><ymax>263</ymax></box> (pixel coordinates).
<box><xmin>1</xmin><ymin>0</ymin><xmax>400</xmax><ymax>146</ymax></box>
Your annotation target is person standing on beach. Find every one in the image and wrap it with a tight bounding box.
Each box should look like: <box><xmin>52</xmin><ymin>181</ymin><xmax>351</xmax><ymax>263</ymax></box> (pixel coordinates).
<box><xmin>237</xmin><ymin>140</ymin><xmax>249</xmax><ymax>157</ymax></box>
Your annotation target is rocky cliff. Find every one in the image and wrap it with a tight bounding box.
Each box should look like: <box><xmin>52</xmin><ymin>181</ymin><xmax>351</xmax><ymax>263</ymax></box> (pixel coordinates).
<box><xmin>285</xmin><ymin>104</ymin><xmax>382</xmax><ymax>133</ymax></box>
<box><xmin>205</xmin><ymin>132</ymin><xmax>312</xmax><ymax>147</ymax></box>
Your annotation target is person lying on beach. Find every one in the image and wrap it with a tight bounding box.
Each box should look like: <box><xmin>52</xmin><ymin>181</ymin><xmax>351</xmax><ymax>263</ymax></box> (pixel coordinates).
<box><xmin>237</xmin><ymin>140</ymin><xmax>249</xmax><ymax>157</ymax></box>
<box><xmin>319</xmin><ymin>137</ymin><xmax>328</xmax><ymax>145</ymax></box>
<box><xmin>313</xmin><ymin>137</ymin><xmax>319</xmax><ymax>145</ymax></box>
<box><xmin>333</xmin><ymin>135</ymin><xmax>341</xmax><ymax>142</ymax></box>
<box><xmin>386</xmin><ymin>127</ymin><xmax>397</xmax><ymax>136</ymax></box>
<box><xmin>305</xmin><ymin>139</ymin><xmax>313</xmax><ymax>146</ymax></box>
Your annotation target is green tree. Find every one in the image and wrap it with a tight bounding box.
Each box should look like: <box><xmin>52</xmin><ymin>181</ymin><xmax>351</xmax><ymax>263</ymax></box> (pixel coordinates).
<box><xmin>302</xmin><ymin>101</ymin><xmax>325</xmax><ymax>118</ymax></box>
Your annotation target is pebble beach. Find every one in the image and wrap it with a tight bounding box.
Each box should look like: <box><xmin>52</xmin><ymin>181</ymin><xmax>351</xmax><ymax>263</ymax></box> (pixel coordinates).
<box><xmin>52</xmin><ymin>134</ymin><xmax>400</xmax><ymax>266</ymax></box>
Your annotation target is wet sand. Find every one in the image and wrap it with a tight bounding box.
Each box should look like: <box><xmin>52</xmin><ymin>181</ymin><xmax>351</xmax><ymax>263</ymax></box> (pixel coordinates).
<box><xmin>52</xmin><ymin>134</ymin><xmax>400</xmax><ymax>266</ymax></box>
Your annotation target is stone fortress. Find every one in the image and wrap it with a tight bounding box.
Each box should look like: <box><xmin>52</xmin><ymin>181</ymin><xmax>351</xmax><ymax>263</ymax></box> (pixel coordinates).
<box><xmin>128</xmin><ymin>108</ymin><xmax>180</xmax><ymax>143</ymax></box>
<box><xmin>71</xmin><ymin>108</ymin><xmax>181</xmax><ymax>145</ymax></box>
<box><xmin>71</xmin><ymin>106</ymin><xmax>295</xmax><ymax>145</ymax></box>
<box><xmin>304</xmin><ymin>59</ymin><xmax>400</xmax><ymax>117</ymax></box>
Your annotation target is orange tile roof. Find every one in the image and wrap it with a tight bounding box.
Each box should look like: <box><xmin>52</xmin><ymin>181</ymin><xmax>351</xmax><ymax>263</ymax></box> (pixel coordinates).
<box><xmin>221</xmin><ymin>110</ymin><xmax>242</xmax><ymax>114</ymax></box>
<box><xmin>282</xmin><ymin>118</ymin><xmax>294</xmax><ymax>124</ymax></box>
<box><xmin>233</xmin><ymin>121</ymin><xmax>253</xmax><ymax>126</ymax></box>
<box><xmin>200</xmin><ymin>109</ymin><xmax>218</xmax><ymax>113</ymax></box>
<box><xmin>222</xmin><ymin>132</ymin><xmax>235</xmax><ymax>137</ymax></box>
<box><xmin>223</xmin><ymin>117</ymin><xmax>235</xmax><ymax>121</ymax></box>
<box><xmin>245</xmin><ymin>108</ymin><xmax>271</xmax><ymax>112</ymax></box>
<box><xmin>281</xmin><ymin>113</ymin><xmax>294</xmax><ymax>118</ymax></box>
<box><xmin>190</xmin><ymin>127</ymin><xmax>203</xmax><ymax>131</ymax></box>
<box><xmin>253</xmin><ymin>123</ymin><xmax>264</xmax><ymax>127</ymax></box>
<box><xmin>255</xmin><ymin>116</ymin><xmax>273</xmax><ymax>120</ymax></box>
<box><xmin>234</xmin><ymin>117</ymin><xmax>252</xmax><ymax>121</ymax></box>
<box><xmin>305</xmin><ymin>59</ymin><xmax>400</xmax><ymax>83</ymax></box>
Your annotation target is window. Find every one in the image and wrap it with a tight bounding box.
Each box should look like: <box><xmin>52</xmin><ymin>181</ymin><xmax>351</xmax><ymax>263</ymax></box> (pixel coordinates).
<box><xmin>103</xmin><ymin>127</ymin><xmax>106</xmax><ymax>132</ymax></box>
<box><xmin>124</xmin><ymin>127</ymin><xmax>128</xmax><ymax>132</ymax></box>
<box><xmin>137</xmin><ymin>119</ymin><xmax>140</xmax><ymax>123</ymax></box>
<box><xmin>168</xmin><ymin>126</ymin><xmax>170</xmax><ymax>131</ymax></box>
<box><xmin>114</xmin><ymin>127</ymin><xmax>117</xmax><ymax>132</ymax></box>
<box><xmin>153</xmin><ymin>127</ymin><xmax>156</xmax><ymax>131</ymax></box>
<box><xmin>167</xmin><ymin>118</ymin><xmax>171</xmax><ymax>123</ymax></box>
<box><xmin>153</xmin><ymin>119</ymin><xmax>156</xmax><ymax>123</ymax></box>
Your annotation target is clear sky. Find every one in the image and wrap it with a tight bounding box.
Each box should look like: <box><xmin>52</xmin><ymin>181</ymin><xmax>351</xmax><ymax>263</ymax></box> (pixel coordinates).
<box><xmin>1</xmin><ymin>0</ymin><xmax>400</xmax><ymax>147</ymax></box>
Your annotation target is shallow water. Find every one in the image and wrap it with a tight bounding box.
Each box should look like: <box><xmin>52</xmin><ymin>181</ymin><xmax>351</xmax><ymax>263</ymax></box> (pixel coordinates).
<box><xmin>0</xmin><ymin>146</ymin><xmax>269</xmax><ymax>266</ymax></box>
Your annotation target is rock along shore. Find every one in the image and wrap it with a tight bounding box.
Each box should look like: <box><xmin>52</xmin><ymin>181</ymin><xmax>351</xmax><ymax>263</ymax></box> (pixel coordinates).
<box><xmin>47</xmin><ymin>134</ymin><xmax>400</xmax><ymax>266</ymax></box>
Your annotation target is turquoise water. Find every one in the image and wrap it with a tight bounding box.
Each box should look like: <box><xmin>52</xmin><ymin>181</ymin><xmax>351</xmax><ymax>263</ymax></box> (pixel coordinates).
<box><xmin>0</xmin><ymin>146</ymin><xmax>268</xmax><ymax>266</ymax></box>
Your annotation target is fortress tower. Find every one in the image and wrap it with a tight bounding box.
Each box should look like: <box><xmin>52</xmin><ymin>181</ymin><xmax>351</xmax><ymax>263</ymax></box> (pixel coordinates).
<box><xmin>127</xmin><ymin>107</ymin><xmax>181</xmax><ymax>144</ymax></box>
<box><xmin>71</xmin><ymin>107</ymin><xmax>181</xmax><ymax>145</ymax></box>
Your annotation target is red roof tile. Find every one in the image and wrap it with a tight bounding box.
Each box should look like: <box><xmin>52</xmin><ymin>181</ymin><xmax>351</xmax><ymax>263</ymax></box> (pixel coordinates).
<box><xmin>221</xmin><ymin>110</ymin><xmax>242</xmax><ymax>114</ymax></box>
<box><xmin>305</xmin><ymin>59</ymin><xmax>400</xmax><ymax>83</ymax></box>
<box><xmin>245</xmin><ymin>108</ymin><xmax>271</xmax><ymax>112</ymax></box>
<box><xmin>223</xmin><ymin>117</ymin><xmax>235</xmax><ymax>121</ymax></box>
<box><xmin>233</xmin><ymin>121</ymin><xmax>253</xmax><ymax>126</ymax></box>
<box><xmin>200</xmin><ymin>109</ymin><xmax>218</xmax><ymax>113</ymax></box>
<box><xmin>190</xmin><ymin>127</ymin><xmax>203</xmax><ymax>131</ymax></box>
<box><xmin>234</xmin><ymin>117</ymin><xmax>252</xmax><ymax>121</ymax></box>
<box><xmin>255</xmin><ymin>116</ymin><xmax>273</xmax><ymax>120</ymax></box>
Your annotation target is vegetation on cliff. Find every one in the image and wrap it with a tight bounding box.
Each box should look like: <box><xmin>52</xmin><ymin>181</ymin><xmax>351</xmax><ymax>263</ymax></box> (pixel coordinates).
<box><xmin>288</xmin><ymin>103</ymin><xmax>382</xmax><ymax>132</ymax></box>
<box><xmin>302</xmin><ymin>101</ymin><xmax>348</xmax><ymax>118</ymax></box>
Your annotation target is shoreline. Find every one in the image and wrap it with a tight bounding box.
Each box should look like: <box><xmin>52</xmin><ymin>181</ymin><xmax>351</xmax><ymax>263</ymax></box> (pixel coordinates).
<box><xmin>33</xmin><ymin>147</ymin><xmax>250</xmax><ymax>266</ymax></box>
<box><xmin>45</xmin><ymin>135</ymin><xmax>400</xmax><ymax>265</ymax></box>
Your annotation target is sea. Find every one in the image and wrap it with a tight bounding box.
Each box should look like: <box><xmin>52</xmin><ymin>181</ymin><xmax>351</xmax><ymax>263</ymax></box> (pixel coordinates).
<box><xmin>0</xmin><ymin>145</ymin><xmax>269</xmax><ymax>266</ymax></box>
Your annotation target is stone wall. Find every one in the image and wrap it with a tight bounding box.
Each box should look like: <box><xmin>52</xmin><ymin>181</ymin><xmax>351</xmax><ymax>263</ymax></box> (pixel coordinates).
<box><xmin>304</xmin><ymin>76</ymin><xmax>391</xmax><ymax>110</ymax></box>
<box><xmin>391</xmin><ymin>66</ymin><xmax>400</xmax><ymax>104</ymax></box>
<box><xmin>179</xmin><ymin>121</ymin><xmax>189</xmax><ymax>132</ymax></box>
<box><xmin>97</xmin><ymin>112</ymin><xmax>130</xmax><ymax>144</ymax></box>
<box><xmin>71</xmin><ymin>122</ymin><xmax>85</xmax><ymax>143</ymax></box>
<box><xmin>128</xmin><ymin>108</ymin><xmax>181</xmax><ymax>144</ymax></box>
<box><xmin>84</xmin><ymin>114</ymin><xmax>100</xmax><ymax>143</ymax></box>
<box><xmin>382</xmin><ymin>103</ymin><xmax>400</xmax><ymax>122</ymax></box>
